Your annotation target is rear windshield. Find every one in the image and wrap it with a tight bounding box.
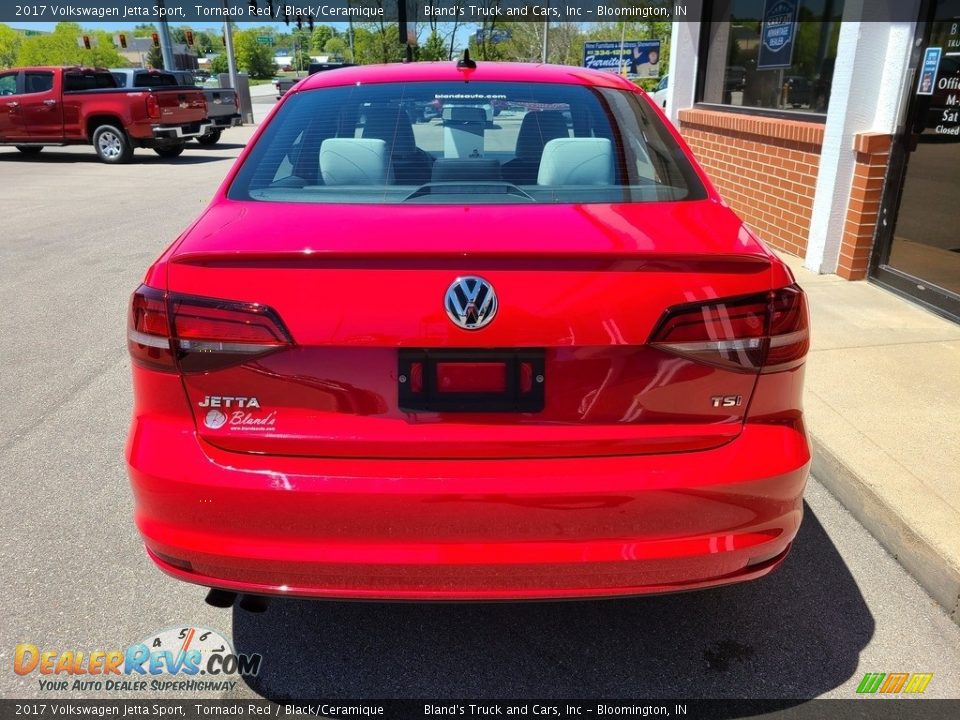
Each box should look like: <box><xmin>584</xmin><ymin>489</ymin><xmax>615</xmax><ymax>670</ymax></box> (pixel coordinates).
<box><xmin>132</xmin><ymin>73</ymin><xmax>179</xmax><ymax>88</ymax></box>
<box><xmin>228</xmin><ymin>81</ymin><xmax>706</xmax><ymax>205</ymax></box>
<box><xmin>64</xmin><ymin>72</ymin><xmax>117</xmax><ymax>92</ymax></box>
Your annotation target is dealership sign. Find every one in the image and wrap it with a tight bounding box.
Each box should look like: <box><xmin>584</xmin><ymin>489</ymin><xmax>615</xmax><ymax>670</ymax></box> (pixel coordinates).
<box><xmin>583</xmin><ymin>40</ymin><xmax>662</xmax><ymax>78</ymax></box>
<box><xmin>757</xmin><ymin>0</ymin><xmax>800</xmax><ymax>69</ymax></box>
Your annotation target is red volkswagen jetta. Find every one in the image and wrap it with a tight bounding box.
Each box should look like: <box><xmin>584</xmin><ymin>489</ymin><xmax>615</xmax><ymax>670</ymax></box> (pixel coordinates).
<box><xmin>126</xmin><ymin>61</ymin><xmax>810</xmax><ymax>600</ymax></box>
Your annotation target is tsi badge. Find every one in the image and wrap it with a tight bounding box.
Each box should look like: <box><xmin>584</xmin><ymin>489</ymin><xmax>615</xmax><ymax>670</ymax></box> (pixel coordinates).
<box><xmin>198</xmin><ymin>396</ymin><xmax>277</xmax><ymax>431</ymax></box>
<box><xmin>711</xmin><ymin>395</ymin><xmax>743</xmax><ymax>408</ymax></box>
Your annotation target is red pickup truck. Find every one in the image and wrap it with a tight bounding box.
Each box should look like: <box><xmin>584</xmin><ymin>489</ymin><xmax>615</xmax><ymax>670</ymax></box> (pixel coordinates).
<box><xmin>0</xmin><ymin>66</ymin><xmax>211</xmax><ymax>163</ymax></box>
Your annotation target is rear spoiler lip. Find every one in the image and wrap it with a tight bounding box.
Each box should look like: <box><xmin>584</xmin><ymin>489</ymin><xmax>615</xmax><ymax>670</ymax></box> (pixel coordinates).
<box><xmin>169</xmin><ymin>250</ymin><xmax>773</xmax><ymax>274</ymax></box>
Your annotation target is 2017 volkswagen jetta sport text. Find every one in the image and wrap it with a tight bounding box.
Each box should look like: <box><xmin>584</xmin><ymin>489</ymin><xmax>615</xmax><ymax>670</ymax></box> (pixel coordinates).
<box><xmin>125</xmin><ymin>61</ymin><xmax>811</xmax><ymax>600</ymax></box>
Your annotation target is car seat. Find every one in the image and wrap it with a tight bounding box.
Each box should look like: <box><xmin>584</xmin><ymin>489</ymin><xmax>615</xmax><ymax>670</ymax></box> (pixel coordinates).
<box><xmin>502</xmin><ymin>111</ymin><xmax>570</xmax><ymax>185</ymax></box>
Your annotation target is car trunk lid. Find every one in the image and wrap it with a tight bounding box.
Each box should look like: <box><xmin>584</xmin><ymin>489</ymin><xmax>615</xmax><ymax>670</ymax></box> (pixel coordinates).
<box><xmin>164</xmin><ymin>200</ymin><xmax>776</xmax><ymax>459</ymax></box>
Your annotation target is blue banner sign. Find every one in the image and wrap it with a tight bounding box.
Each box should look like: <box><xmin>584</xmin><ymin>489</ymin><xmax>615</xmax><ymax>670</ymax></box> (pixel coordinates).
<box><xmin>583</xmin><ymin>40</ymin><xmax>662</xmax><ymax>78</ymax></box>
<box><xmin>916</xmin><ymin>47</ymin><xmax>942</xmax><ymax>95</ymax></box>
<box><xmin>757</xmin><ymin>0</ymin><xmax>800</xmax><ymax>70</ymax></box>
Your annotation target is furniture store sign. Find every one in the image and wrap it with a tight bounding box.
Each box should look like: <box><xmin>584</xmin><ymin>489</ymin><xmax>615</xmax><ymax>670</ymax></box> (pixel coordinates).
<box><xmin>583</xmin><ymin>40</ymin><xmax>662</xmax><ymax>78</ymax></box>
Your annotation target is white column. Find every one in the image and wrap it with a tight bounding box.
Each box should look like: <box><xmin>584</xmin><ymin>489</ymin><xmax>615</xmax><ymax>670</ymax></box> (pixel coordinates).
<box><xmin>666</xmin><ymin>2</ymin><xmax>703</xmax><ymax>124</ymax></box>
<box><xmin>804</xmin><ymin>0</ymin><xmax>918</xmax><ymax>274</ymax></box>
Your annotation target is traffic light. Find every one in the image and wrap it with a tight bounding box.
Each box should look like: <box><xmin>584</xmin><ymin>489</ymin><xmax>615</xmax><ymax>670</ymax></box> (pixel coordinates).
<box><xmin>308</xmin><ymin>16</ymin><xmax>314</xmax><ymax>32</ymax></box>
<box><xmin>81</xmin><ymin>35</ymin><xmax>91</xmax><ymax>50</ymax></box>
<box><xmin>296</xmin><ymin>15</ymin><xmax>303</xmax><ymax>31</ymax></box>
<box><xmin>118</xmin><ymin>33</ymin><xmax>127</xmax><ymax>50</ymax></box>
<box><xmin>151</xmin><ymin>32</ymin><xmax>160</xmax><ymax>49</ymax></box>
<box><xmin>185</xmin><ymin>30</ymin><xmax>194</xmax><ymax>47</ymax></box>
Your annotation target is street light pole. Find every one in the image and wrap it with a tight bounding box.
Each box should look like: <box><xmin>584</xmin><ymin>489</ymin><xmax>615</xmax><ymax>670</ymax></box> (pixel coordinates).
<box><xmin>541</xmin><ymin>4</ymin><xmax>549</xmax><ymax>64</ymax></box>
<box><xmin>155</xmin><ymin>0</ymin><xmax>176</xmax><ymax>70</ymax></box>
<box><xmin>224</xmin><ymin>20</ymin><xmax>240</xmax><ymax>90</ymax></box>
<box><xmin>222</xmin><ymin>0</ymin><xmax>240</xmax><ymax>92</ymax></box>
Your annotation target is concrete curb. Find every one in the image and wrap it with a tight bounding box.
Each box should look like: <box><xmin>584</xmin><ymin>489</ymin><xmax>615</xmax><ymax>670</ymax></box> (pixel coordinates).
<box><xmin>810</xmin><ymin>431</ymin><xmax>960</xmax><ymax>626</ymax></box>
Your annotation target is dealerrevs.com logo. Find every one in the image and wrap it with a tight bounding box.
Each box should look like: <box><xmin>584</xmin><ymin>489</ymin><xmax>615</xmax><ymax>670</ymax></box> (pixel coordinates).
<box><xmin>856</xmin><ymin>672</ymin><xmax>933</xmax><ymax>695</ymax></box>
<box><xmin>14</xmin><ymin>626</ymin><xmax>261</xmax><ymax>693</ymax></box>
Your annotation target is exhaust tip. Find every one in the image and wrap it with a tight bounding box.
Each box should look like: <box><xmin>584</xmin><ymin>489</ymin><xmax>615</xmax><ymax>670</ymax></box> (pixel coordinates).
<box><xmin>238</xmin><ymin>594</ymin><xmax>270</xmax><ymax>613</ymax></box>
<box><xmin>204</xmin><ymin>589</ymin><xmax>238</xmax><ymax>608</ymax></box>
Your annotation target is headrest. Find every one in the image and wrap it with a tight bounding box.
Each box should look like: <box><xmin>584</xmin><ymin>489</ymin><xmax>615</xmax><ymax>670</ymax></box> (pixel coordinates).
<box><xmin>319</xmin><ymin>138</ymin><xmax>387</xmax><ymax>186</ymax></box>
<box><xmin>515</xmin><ymin>111</ymin><xmax>569</xmax><ymax>158</ymax></box>
<box><xmin>361</xmin><ymin>106</ymin><xmax>416</xmax><ymax>152</ymax></box>
<box><xmin>537</xmin><ymin>138</ymin><xmax>613</xmax><ymax>186</ymax></box>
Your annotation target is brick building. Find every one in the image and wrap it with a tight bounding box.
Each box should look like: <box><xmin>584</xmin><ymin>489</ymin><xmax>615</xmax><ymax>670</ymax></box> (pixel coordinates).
<box><xmin>666</xmin><ymin>0</ymin><xmax>959</xmax><ymax>321</ymax></box>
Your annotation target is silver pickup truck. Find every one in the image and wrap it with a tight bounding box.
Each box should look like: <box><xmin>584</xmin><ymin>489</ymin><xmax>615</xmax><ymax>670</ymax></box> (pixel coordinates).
<box><xmin>110</xmin><ymin>69</ymin><xmax>240</xmax><ymax>145</ymax></box>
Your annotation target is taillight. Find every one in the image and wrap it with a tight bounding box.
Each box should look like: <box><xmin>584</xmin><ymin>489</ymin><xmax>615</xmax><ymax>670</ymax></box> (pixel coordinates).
<box><xmin>127</xmin><ymin>285</ymin><xmax>293</xmax><ymax>373</ymax></box>
<box><xmin>128</xmin><ymin>286</ymin><xmax>174</xmax><ymax>370</ymax></box>
<box><xmin>650</xmin><ymin>285</ymin><xmax>809</xmax><ymax>373</ymax></box>
<box><xmin>233</xmin><ymin>93</ymin><xmax>239</xmax><ymax>110</ymax></box>
<box><xmin>145</xmin><ymin>94</ymin><xmax>160</xmax><ymax>120</ymax></box>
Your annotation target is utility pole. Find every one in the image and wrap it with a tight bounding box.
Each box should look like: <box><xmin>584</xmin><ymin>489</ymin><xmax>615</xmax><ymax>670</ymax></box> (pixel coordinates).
<box><xmin>156</xmin><ymin>0</ymin><xmax>176</xmax><ymax>70</ymax></box>
<box><xmin>222</xmin><ymin>0</ymin><xmax>240</xmax><ymax>92</ymax></box>
<box><xmin>541</xmin><ymin>5</ymin><xmax>549</xmax><ymax>64</ymax></box>
<box><xmin>224</xmin><ymin>19</ymin><xmax>240</xmax><ymax>90</ymax></box>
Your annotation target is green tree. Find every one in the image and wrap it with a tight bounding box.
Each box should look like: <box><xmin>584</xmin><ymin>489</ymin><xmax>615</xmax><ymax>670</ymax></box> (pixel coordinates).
<box><xmin>311</xmin><ymin>25</ymin><xmax>337</xmax><ymax>53</ymax></box>
<box><xmin>323</xmin><ymin>37</ymin><xmax>350</xmax><ymax>62</ymax></box>
<box><xmin>195</xmin><ymin>30</ymin><xmax>216</xmax><ymax>55</ymax></box>
<box><xmin>145</xmin><ymin>44</ymin><xmax>163</xmax><ymax>69</ymax></box>
<box><xmin>209</xmin><ymin>52</ymin><xmax>229</xmax><ymax>75</ymax></box>
<box><xmin>291</xmin><ymin>48</ymin><xmax>312</xmax><ymax>73</ymax></box>
<box><xmin>0</xmin><ymin>23</ymin><xmax>22</xmax><ymax>68</ymax></box>
<box><xmin>234</xmin><ymin>30</ymin><xmax>276</xmax><ymax>79</ymax></box>
<box><xmin>419</xmin><ymin>30</ymin><xmax>447</xmax><ymax>61</ymax></box>
<box><xmin>352</xmin><ymin>24</ymin><xmax>405</xmax><ymax>65</ymax></box>
<box><xmin>15</xmin><ymin>22</ymin><xmax>124</xmax><ymax>68</ymax></box>
<box><xmin>132</xmin><ymin>23</ymin><xmax>157</xmax><ymax>38</ymax></box>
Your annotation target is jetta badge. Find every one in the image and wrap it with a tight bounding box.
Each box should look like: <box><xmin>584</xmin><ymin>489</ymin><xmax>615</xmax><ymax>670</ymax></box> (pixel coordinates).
<box><xmin>445</xmin><ymin>276</ymin><xmax>497</xmax><ymax>330</ymax></box>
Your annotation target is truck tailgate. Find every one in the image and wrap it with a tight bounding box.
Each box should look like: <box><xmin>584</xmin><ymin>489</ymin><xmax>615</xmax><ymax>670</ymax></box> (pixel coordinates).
<box><xmin>151</xmin><ymin>88</ymin><xmax>206</xmax><ymax>124</ymax></box>
<box><xmin>204</xmin><ymin>89</ymin><xmax>237</xmax><ymax>118</ymax></box>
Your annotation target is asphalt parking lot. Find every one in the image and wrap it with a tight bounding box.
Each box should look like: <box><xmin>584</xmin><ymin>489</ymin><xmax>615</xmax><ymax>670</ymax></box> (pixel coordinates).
<box><xmin>1</xmin><ymin>127</ymin><xmax>959</xmax><ymax>705</ymax></box>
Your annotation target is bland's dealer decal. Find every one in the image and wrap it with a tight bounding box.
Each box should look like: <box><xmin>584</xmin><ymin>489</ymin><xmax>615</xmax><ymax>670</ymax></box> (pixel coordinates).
<box><xmin>199</xmin><ymin>396</ymin><xmax>277</xmax><ymax>432</ymax></box>
<box><xmin>14</xmin><ymin>626</ymin><xmax>261</xmax><ymax>693</ymax></box>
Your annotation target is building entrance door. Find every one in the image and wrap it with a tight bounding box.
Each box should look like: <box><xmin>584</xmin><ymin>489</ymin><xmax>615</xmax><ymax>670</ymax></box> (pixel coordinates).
<box><xmin>871</xmin><ymin>0</ymin><xmax>960</xmax><ymax>321</ymax></box>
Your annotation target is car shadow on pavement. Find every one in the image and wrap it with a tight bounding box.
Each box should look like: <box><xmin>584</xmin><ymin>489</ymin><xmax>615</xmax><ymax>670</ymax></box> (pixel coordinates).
<box><xmin>193</xmin><ymin>143</ymin><xmax>248</xmax><ymax>151</ymax></box>
<box><xmin>233</xmin><ymin>502</ymin><xmax>873</xmax><ymax>709</ymax></box>
<box><xmin>0</xmin><ymin>151</ymin><xmax>228</xmax><ymax>165</ymax></box>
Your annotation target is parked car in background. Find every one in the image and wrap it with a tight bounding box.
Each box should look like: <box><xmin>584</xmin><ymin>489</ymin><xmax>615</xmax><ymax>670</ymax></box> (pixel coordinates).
<box><xmin>126</xmin><ymin>61</ymin><xmax>811</xmax><ymax>603</ymax></box>
<box><xmin>275</xmin><ymin>62</ymin><xmax>356</xmax><ymax>99</ymax></box>
<box><xmin>652</xmin><ymin>74</ymin><xmax>669</xmax><ymax>109</ymax></box>
<box><xmin>784</xmin><ymin>76</ymin><xmax>812</xmax><ymax>109</ymax></box>
<box><xmin>725</xmin><ymin>66</ymin><xmax>747</xmax><ymax>93</ymax></box>
<box><xmin>110</xmin><ymin>68</ymin><xmax>240</xmax><ymax>146</ymax></box>
<box><xmin>0</xmin><ymin>66</ymin><xmax>209</xmax><ymax>162</ymax></box>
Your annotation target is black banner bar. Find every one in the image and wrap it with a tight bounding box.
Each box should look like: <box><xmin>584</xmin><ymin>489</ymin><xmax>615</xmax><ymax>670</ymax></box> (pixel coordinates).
<box><xmin>1</xmin><ymin>700</ymin><xmax>959</xmax><ymax>720</ymax></box>
<box><xmin>0</xmin><ymin>1</ymin><xmax>935</xmax><ymax>24</ymax></box>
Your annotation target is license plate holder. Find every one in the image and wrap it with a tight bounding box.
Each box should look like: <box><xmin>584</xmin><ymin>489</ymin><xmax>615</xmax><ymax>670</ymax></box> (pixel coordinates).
<box><xmin>398</xmin><ymin>350</ymin><xmax>545</xmax><ymax>412</ymax></box>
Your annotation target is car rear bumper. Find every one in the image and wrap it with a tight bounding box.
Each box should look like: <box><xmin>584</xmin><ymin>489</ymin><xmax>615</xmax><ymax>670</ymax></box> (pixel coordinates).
<box><xmin>126</xmin><ymin>394</ymin><xmax>810</xmax><ymax>600</ymax></box>
<box><xmin>152</xmin><ymin>122</ymin><xmax>216</xmax><ymax>141</ymax></box>
<box><xmin>208</xmin><ymin>113</ymin><xmax>242</xmax><ymax>130</ymax></box>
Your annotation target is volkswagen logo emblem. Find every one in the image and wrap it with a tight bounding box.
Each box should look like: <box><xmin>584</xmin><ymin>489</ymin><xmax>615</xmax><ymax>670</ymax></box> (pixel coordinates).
<box><xmin>445</xmin><ymin>276</ymin><xmax>497</xmax><ymax>330</ymax></box>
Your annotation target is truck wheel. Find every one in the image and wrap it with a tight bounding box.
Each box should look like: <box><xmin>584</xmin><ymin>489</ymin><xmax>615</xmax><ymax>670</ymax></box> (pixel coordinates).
<box><xmin>153</xmin><ymin>144</ymin><xmax>185</xmax><ymax>159</ymax></box>
<box><xmin>92</xmin><ymin>125</ymin><xmax>133</xmax><ymax>164</ymax></box>
<box><xmin>196</xmin><ymin>130</ymin><xmax>222</xmax><ymax>146</ymax></box>
<box><xmin>16</xmin><ymin>146</ymin><xmax>43</xmax><ymax>155</ymax></box>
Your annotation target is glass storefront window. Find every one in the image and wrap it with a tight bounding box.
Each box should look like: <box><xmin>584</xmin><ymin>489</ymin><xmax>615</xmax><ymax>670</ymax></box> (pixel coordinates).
<box><xmin>699</xmin><ymin>0</ymin><xmax>846</xmax><ymax>115</ymax></box>
<box><xmin>871</xmin><ymin>0</ymin><xmax>960</xmax><ymax>317</ymax></box>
